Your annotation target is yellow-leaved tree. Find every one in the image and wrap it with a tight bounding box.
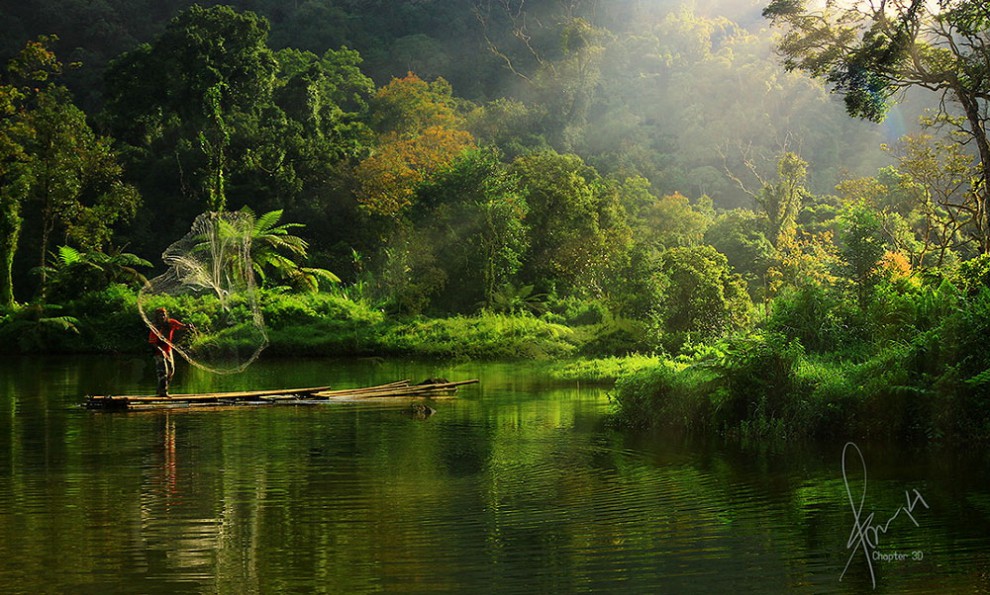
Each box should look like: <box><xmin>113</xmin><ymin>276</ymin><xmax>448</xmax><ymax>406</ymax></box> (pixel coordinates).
<box><xmin>354</xmin><ymin>73</ymin><xmax>475</xmax><ymax>218</ymax></box>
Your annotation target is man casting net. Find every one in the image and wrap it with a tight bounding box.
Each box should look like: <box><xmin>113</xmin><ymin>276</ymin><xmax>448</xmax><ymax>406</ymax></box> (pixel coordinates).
<box><xmin>138</xmin><ymin>211</ymin><xmax>269</xmax><ymax>375</ymax></box>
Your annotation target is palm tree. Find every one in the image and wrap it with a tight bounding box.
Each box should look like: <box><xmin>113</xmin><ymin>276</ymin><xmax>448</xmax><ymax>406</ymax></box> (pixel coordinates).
<box><xmin>179</xmin><ymin>209</ymin><xmax>340</xmax><ymax>296</ymax></box>
<box><xmin>242</xmin><ymin>207</ymin><xmax>340</xmax><ymax>292</ymax></box>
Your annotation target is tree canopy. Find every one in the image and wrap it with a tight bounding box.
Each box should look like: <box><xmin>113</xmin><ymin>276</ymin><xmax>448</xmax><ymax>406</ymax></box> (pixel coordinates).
<box><xmin>764</xmin><ymin>0</ymin><xmax>990</xmax><ymax>252</ymax></box>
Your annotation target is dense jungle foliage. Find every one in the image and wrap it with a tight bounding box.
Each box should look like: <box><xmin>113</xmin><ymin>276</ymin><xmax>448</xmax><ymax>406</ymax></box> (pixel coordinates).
<box><xmin>2</xmin><ymin>0</ymin><xmax>990</xmax><ymax>441</ymax></box>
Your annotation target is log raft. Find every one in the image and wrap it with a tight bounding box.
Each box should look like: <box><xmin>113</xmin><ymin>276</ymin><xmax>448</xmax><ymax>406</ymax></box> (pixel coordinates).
<box><xmin>84</xmin><ymin>379</ymin><xmax>479</xmax><ymax>411</ymax></box>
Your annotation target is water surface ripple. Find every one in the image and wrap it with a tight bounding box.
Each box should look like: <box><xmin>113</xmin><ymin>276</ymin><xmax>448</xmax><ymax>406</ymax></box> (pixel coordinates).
<box><xmin>0</xmin><ymin>356</ymin><xmax>987</xmax><ymax>593</ymax></box>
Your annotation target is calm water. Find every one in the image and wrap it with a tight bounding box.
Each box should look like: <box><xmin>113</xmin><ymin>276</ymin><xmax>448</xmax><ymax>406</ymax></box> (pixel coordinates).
<box><xmin>0</xmin><ymin>355</ymin><xmax>988</xmax><ymax>594</ymax></box>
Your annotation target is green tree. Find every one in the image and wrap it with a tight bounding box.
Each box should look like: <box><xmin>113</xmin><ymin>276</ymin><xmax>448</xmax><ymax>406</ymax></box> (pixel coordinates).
<box><xmin>104</xmin><ymin>5</ymin><xmax>279</xmax><ymax>212</ymax></box>
<box><xmin>237</xmin><ymin>46</ymin><xmax>374</xmax><ymax>266</ymax></box>
<box><xmin>22</xmin><ymin>88</ymin><xmax>140</xmax><ymax>293</ymax></box>
<box><xmin>413</xmin><ymin>147</ymin><xmax>528</xmax><ymax>312</ymax></box>
<box><xmin>759</xmin><ymin>152</ymin><xmax>811</xmax><ymax>247</ymax></box>
<box><xmin>764</xmin><ymin>0</ymin><xmax>990</xmax><ymax>252</ymax></box>
<box><xmin>510</xmin><ymin>150</ymin><xmax>631</xmax><ymax>297</ymax></box>
<box><xmin>638</xmin><ymin>191</ymin><xmax>711</xmax><ymax>248</ymax></box>
<box><xmin>106</xmin><ymin>4</ymin><xmax>278</xmax><ymax>137</ymax></box>
<box><xmin>0</xmin><ymin>79</ymin><xmax>27</xmax><ymax>309</ymax></box>
<box><xmin>272</xmin><ymin>47</ymin><xmax>374</xmax><ymax>160</ymax></box>
<box><xmin>888</xmin><ymin>133</ymin><xmax>978</xmax><ymax>265</ymax></box>
<box><xmin>838</xmin><ymin>201</ymin><xmax>889</xmax><ymax>306</ymax></box>
<box><xmin>0</xmin><ymin>37</ymin><xmax>63</xmax><ymax>308</ymax></box>
<box><xmin>466</xmin><ymin>98</ymin><xmax>548</xmax><ymax>159</ymax></box>
<box><xmin>478</xmin><ymin>5</ymin><xmax>612</xmax><ymax>149</ymax></box>
<box><xmin>653</xmin><ymin>245</ymin><xmax>753</xmax><ymax>348</ymax></box>
<box><xmin>1</xmin><ymin>37</ymin><xmax>138</xmax><ymax>304</ymax></box>
<box><xmin>704</xmin><ymin>209</ymin><xmax>775</xmax><ymax>299</ymax></box>
<box><xmin>726</xmin><ymin>152</ymin><xmax>812</xmax><ymax>248</ymax></box>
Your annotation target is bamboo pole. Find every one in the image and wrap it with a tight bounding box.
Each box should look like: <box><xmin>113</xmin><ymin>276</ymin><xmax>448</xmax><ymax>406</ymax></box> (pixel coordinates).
<box><xmin>85</xmin><ymin>379</ymin><xmax>479</xmax><ymax>410</ymax></box>
<box><xmin>313</xmin><ymin>379</ymin><xmax>478</xmax><ymax>400</ymax></box>
<box><xmin>87</xmin><ymin>385</ymin><xmax>332</xmax><ymax>404</ymax></box>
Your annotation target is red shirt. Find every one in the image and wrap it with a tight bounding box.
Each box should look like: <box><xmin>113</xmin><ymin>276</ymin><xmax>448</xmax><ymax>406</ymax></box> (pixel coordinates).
<box><xmin>149</xmin><ymin>318</ymin><xmax>184</xmax><ymax>355</ymax></box>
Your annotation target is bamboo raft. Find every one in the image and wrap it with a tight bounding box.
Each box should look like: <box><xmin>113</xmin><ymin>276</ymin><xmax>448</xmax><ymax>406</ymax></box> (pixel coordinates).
<box><xmin>84</xmin><ymin>378</ymin><xmax>479</xmax><ymax>411</ymax></box>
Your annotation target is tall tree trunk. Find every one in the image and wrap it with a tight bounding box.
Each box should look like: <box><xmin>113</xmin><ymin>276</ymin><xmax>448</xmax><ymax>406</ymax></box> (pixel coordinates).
<box><xmin>957</xmin><ymin>89</ymin><xmax>990</xmax><ymax>254</ymax></box>
<box><xmin>0</xmin><ymin>192</ymin><xmax>21</xmax><ymax>308</ymax></box>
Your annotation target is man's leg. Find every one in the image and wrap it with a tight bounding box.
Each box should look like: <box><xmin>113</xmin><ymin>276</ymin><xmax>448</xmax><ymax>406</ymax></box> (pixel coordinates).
<box><xmin>164</xmin><ymin>352</ymin><xmax>175</xmax><ymax>388</ymax></box>
<box><xmin>155</xmin><ymin>353</ymin><xmax>169</xmax><ymax>396</ymax></box>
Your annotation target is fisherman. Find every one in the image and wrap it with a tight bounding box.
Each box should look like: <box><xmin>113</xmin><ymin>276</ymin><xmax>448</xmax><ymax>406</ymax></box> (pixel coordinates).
<box><xmin>149</xmin><ymin>307</ymin><xmax>192</xmax><ymax>397</ymax></box>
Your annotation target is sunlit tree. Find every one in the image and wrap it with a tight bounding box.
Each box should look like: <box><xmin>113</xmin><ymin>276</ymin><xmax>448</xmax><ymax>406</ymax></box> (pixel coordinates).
<box><xmin>639</xmin><ymin>192</ymin><xmax>711</xmax><ymax>248</ymax></box>
<box><xmin>354</xmin><ymin>126</ymin><xmax>476</xmax><ymax>218</ymax></box>
<box><xmin>476</xmin><ymin>3</ymin><xmax>611</xmax><ymax>149</ymax></box>
<box><xmin>705</xmin><ymin>209</ymin><xmax>775</xmax><ymax>299</ymax></box>
<box><xmin>889</xmin><ymin>133</ymin><xmax>979</xmax><ymax>265</ymax></box>
<box><xmin>653</xmin><ymin>245</ymin><xmax>752</xmax><ymax>347</ymax></box>
<box><xmin>764</xmin><ymin>0</ymin><xmax>990</xmax><ymax>252</ymax></box>
<box><xmin>354</xmin><ymin>72</ymin><xmax>477</xmax><ymax>218</ymax></box>
<box><xmin>369</xmin><ymin>72</ymin><xmax>464</xmax><ymax>138</ymax></box>
<box><xmin>726</xmin><ymin>151</ymin><xmax>812</xmax><ymax>249</ymax></box>
<box><xmin>413</xmin><ymin>147</ymin><xmax>528</xmax><ymax>312</ymax></box>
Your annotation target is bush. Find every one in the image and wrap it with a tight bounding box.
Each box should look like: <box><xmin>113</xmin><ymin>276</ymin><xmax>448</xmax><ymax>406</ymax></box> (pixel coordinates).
<box><xmin>64</xmin><ymin>284</ymin><xmax>146</xmax><ymax>352</ymax></box>
<box><xmin>0</xmin><ymin>303</ymin><xmax>81</xmax><ymax>353</ymax></box>
<box><xmin>611</xmin><ymin>360</ymin><xmax>713</xmax><ymax>430</ymax></box>
<box><xmin>767</xmin><ymin>284</ymin><xmax>859</xmax><ymax>353</ymax></box>
<box><xmin>706</xmin><ymin>333</ymin><xmax>806</xmax><ymax>437</ymax></box>
<box><xmin>547</xmin><ymin>297</ymin><xmax>609</xmax><ymax>326</ymax></box>
<box><xmin>795</xmin><ymin>358</ymin><xmax>860</xmax><ymax>439</ymax></box>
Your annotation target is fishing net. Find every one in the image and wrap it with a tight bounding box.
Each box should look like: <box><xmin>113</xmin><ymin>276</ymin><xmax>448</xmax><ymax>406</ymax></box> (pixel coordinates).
<box><xmin>138</xmin><ymin>211</ymin><xmax>268</xmax><ymax>374</ymax></box>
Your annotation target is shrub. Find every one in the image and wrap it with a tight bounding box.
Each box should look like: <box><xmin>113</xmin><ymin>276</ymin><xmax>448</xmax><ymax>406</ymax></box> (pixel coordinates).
<box><xmin>795</xmin><ymin>358</ymin><xmax>860</xmax><ymax>439</ymax></box>
<box><xmin>611</xmin><ymin>360</ymin><xmax>713</xmax><ymax>430</ymax></box>
<box><xmin>767</xmin><ymin>284</ymin><xmax>858</xmax><ymax>353</ymax></box>
<box><xmin>64</xmin><ymin>283</ymin><xmax>146</xmax><ymax>352</ymax></box>
<box><xmin>706</xmin><ymin>333</ymin><xmax>806</xmax><ymax>436</ymax></box>
<box><xmin>0</xmin><ymin>309</ymin><xmax>80</xmax><ymax>353</ymax></box>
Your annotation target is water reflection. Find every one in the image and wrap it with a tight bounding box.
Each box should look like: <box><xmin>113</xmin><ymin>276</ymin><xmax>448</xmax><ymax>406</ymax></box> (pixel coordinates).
<box><xmin>0</xmin><ymin>356</ymin><xmax>988</xmax><ymax>593</ymax></box>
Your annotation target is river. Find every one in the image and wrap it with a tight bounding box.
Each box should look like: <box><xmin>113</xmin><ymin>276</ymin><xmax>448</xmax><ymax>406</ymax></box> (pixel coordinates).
<box><xmin>0</xmin><ymin>355</ymin><xmax>988</xmax><ymax>593</ymax></box>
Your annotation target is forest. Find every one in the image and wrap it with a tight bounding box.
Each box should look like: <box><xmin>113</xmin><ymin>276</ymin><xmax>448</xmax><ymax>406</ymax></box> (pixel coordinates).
<box><xmin>1</xmin><ymin>0</ymin><xmax>989</xmax><ymax>442</ymax></box>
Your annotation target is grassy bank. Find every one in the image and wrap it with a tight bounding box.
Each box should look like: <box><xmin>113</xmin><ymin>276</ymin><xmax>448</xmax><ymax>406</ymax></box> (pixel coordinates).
<box><xmin>0</xmin><ymin>284</ymin><xmax>589</xmax><ymax>360</ymax></box>
<box><xmin>542</xmin><ymin>355</ymin><xmax>663</xmax><ymax>384</ymax></box>
<box><xmin>608</xmin><ymin>331</ymin><xmax>990</xmax><ymax>444</ymax></box>
<box><xmin>5</xmin><ymin>282</ymin><xmax>989</xmax><ymax>444</ymax></box>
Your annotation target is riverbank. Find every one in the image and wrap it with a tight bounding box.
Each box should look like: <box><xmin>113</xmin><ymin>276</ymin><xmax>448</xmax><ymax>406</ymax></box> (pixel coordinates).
<box><xmin>607</xmin><ymin>331</ymin><xmax>990</xmax><ymax>444</ymax></box>
<box><xmin>0</xmin><ymin>284</ymin><xmax>599</xmax><ymax>359</ymax></box>
<box><xmin>4</xmin><ymin>283</ymin><xmax>989</xmax><ymax>444</ymax></box>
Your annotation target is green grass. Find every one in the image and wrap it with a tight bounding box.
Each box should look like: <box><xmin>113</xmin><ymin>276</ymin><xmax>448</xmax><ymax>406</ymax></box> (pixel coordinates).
<box><xmin>378</xmin><ymin>313</ymin><xmax>579</xmax><ymax>360</ymax></box>
<box><xmin>543</xmin><ymin>354</ymin><xmax>663</xmax><ymax>384</ymax></box>
<box><xmin>0</xmin><ymin>286</ymin><xmax>586</xmax><ymax>361</ymax></box>
<box><xmin>608</xmin><ymin>333</ymin><xmax>990</xmax><ymax>444</ymax></box>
